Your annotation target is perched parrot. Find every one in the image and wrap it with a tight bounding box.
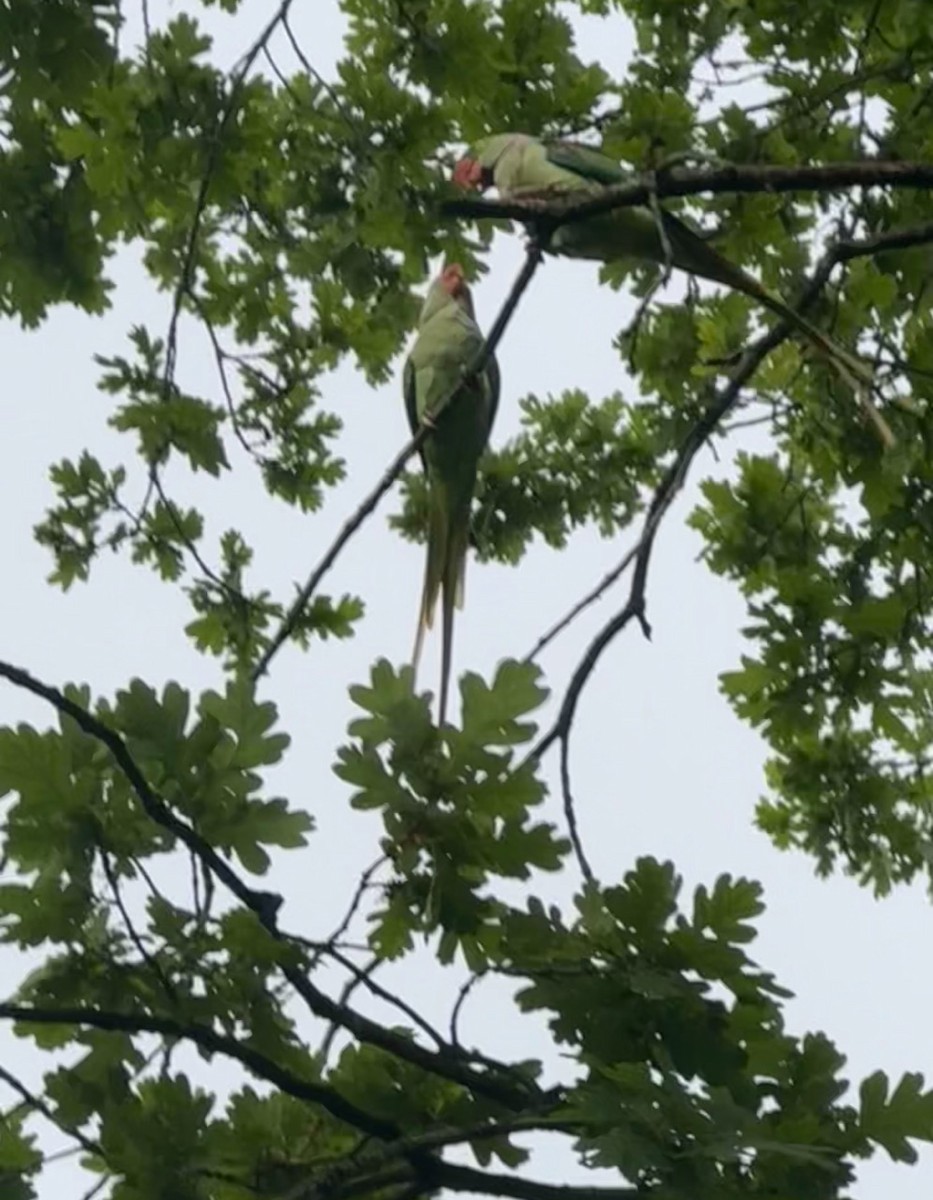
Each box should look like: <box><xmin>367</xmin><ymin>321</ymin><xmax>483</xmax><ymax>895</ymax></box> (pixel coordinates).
<box><xmin>453</xmin><ymin>133</ymin><xmax>888</xmax><ymax>441</ymax></box>
<box><xmin>404</xmin><ymin>262</ymin><xmax>500</xmax><ymax>727</ymax></box>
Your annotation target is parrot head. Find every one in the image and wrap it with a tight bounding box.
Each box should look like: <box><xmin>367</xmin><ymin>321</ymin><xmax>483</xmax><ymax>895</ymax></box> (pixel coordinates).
<box><xmin>439</xmin><ymin>262</ymin><xmax>467</xmax><ymax>297</ymax></box>
<box><xmin>452</xmin><ymin>133</ymin><xmax>531</xmax><ymax>191</ymax></box>
<box><xmin>419</xmin><ymin>263</ymin><xmax>475</xmax><ymax>322</ymax></box>
<box><xmin>440</xmin><ymin>262</ymin><xmax>477</xmax><ymax>318</ymax></box>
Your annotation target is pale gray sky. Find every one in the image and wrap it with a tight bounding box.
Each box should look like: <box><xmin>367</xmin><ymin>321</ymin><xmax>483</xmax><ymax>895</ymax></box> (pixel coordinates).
<box><xmin>1</xmin><ymin>2</ymin><xmax>931</xmax><ymax>1197</ymax></box>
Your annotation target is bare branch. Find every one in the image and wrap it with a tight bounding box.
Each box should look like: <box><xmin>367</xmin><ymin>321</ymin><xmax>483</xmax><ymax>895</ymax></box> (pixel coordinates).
<box><xmin>525</xmin><ymin>543</ymin><xmax>639</xmax><ymax>663</ymax></box>
<box><xmin>308</xmin><ymin>855</ymin><xmax>387</xmax><ymax>969</ymax></box>
<box><xmin>450</xmin><ymin>971</ymin><xmax>483</xmax><ymax>1048</ymax></box>
<box><xmin>282</xmin><ymin>13</ymin><xmax>362</xmax><ymax>142</ymax></box>
<box><xmin>559</xmin><ymin>733</ymin><xmax>595</xmax><ymax>886</ymax></box>
<box><xmin>324</xmin><ymin>946</ymin><xmax>449</xmax><ymax>1053</ymax></box>
<box><xmin>318</xmin><ymin>955</ymin><xmax>381</xmax><ymax>1062</ymax></box>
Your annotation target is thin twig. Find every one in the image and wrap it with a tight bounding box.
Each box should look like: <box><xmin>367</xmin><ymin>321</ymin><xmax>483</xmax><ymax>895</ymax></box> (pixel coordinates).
<box><xmin>324</xmin><ymin>946</ymin><xmax>448</xmax><ymax>1051</ymax></box>
<box><xmin>559</xmin><ymin>733</ymin><xmax>595</xmax><ymax>885</ymax></box>
<box><xmin>450</xmin><ymin>972</ymin><xmax>482</xmax><ymax>1048</ymax></box>
<box><xmin>525</xmin><ymin>539</ymin><xmax>640</xmax><ymax>664</ymax></box>
<box><xmin>282</xmin><ymin>14</ymin><xmax>362</xmax><ymax>141</ymax></box>
<box><xmin>318</xmin><ymin>955</ymin><xmax>381</xmax><ymax>1062</ymax></box>
<box><xmin>193</xmin><ymin>297</ymin><xmax>269</xmax><ymax>463</ymax></box>
<box><xmin>620</xmin><ymin>168</ymin><xmax>677</xmax><ymax>359</ymax></box>
<box><xmin>136</xmin><ymin>2</ymin><xmax>297</xmax><ymax>590</ymax></box>
<box><xmin>161</xmin><ymin>0</ymin><xmax>296</xmax><ymax>394</ymax></box>
<box><xmin>307</xmin><ymin>855</ymin><xmax>387</xmax><ymax>969</ymax></box>
<box><xmin>98</xmin><ymin>845</ymin><xmax>178</xmax><ymax>1004</ymax></box>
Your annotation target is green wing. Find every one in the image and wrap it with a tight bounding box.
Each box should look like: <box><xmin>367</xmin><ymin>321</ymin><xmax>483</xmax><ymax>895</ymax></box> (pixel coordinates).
<box><xmin>403</xmin><ymin>355</ymin><xmax>428</xmax><ymax>472</ymax></box>
<box><xmin>483</xmin><ymin>352</ymin><xmax>501</xmax><ymax>438</ymax></box>
<box><xmin>405</xmin><ymin>347</ymin><xmax>499</xmax><ymax>443</ymax></box>
<box><xmin>544</xmin><ymin>139</ymin><xmax>630</xmax><ymax>186</ymax></box>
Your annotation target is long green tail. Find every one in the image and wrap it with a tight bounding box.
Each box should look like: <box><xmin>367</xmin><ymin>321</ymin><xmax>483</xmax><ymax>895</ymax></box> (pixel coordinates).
<box><xmin>663</xmin><ymin>217</ymin><xmax>894</xmax><ymax>446</ymax></box>
<box><xmin>412</xmin><ymin>489</ymin><xmax>470</xmax><ymax>727</ymax></box>
<box><xmin>438</xmin><ymin>508</ymin><xmax>470</xmax><ymax>728</ymax></box>
<box><xmin>412</xmin><ymin>493</ymin><xmax>447</xmax><ymax>684</ymax></box>
<box><xmin>558</xmin><ymin>207</ymin><xmax>893</xmax><ymax>445</ymax></box>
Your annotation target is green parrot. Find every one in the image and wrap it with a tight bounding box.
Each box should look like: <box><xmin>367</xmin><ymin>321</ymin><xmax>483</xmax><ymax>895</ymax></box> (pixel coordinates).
<box><xmin>453</xmin><ymin>133</ymin><xmax>889</xmax><ymax>443</ymax></box>
<box><xmin>404</xmin><ymin>262</ymin><xmax>500</xmax><ymax>727</ymax></box>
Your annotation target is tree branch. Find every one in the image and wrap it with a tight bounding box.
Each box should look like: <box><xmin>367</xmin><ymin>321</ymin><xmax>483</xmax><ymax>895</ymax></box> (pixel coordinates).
<box><xmin>0</xmin><ymin>658</ymin><xmax>285</xmax><ymax>928</ymax></box>
<box><xmin>559</xmin><ymin>733</ymin><xmax>595</xmax><ymax>886</ymax></box>
<box><xmin>0</xmin><ymin>660</ymin><xmax>550</xmax><ymax>1114</ymax></box>
<box><xmin>300</xmin><ymin>1115</ymin><xmax>582</xmax><ymax>1200</ymax></box>
<box><xmin>523</xmin><ymin>215</ymin><xmax>933</xmax><ymax>667</ymax></box>
<box><xmin>0</xmin><ymin>1003</ymin><xmax>397</xmax><ymax>1140</ymax></box>
<box><xmin>385</xmin><ymin>1160</ymin><xmax>639</xmax><ymax>1200</ymax></box>
<box><xmin>252</xmin><ymin>239</ymin><xmax>547</xmax><ymax>682</ymax></box>
<box><xmin>0</xmin><ymin>1061</ymin><xmax>102</xmax><ymax>1161</ymax></box>
<box><xmin>525</xmin><ymin>542</ymin><xmax>640</xmax><ymax>663</ymax></box>
<box><xmin>442</xmin><ymin>159</ymin><xmax>933</xmax><ymax>226</ymax></box>
<box><xmin>527</xmin><ymin>334</ymin><xmax>792</xmax><ymax>770</ymax></box>
<box><xmin>524</xmin><ymin>234</ymin><xmax>856</xmax><ymax>774</ymax></box>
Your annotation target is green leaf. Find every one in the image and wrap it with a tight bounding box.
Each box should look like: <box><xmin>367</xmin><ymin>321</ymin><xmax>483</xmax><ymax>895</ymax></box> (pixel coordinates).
<box><xmin>859</xmin><ymin>1070</ymin><xmax>933</xmax><ymax>1163</ymax></box>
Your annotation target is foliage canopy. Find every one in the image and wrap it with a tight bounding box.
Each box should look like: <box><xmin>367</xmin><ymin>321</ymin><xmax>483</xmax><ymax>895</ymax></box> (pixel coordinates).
<box><xmin>3</xmin><ymin>0</ymin><xmax>933</xmax><ymax>1197</ymax></box>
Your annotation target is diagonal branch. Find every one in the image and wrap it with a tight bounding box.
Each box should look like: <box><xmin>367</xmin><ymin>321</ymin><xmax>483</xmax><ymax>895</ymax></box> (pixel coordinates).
<box><xmin>0</xmin><ymin>1003</ymin><xmax>397</xmax><ymax>1140</ymax></box>
<box><xmin>523</xmin><ymin>216</ymin><xmax>933</xmax><ymax>666</ymax></box>
<box><xmin>0</xmin><ymin>1061</ymin><xmax>102</xmax><ymax>1161</ymax></box>
<box><xmin>0</xmin><ymin>659</ymin><xmax>551</xmax><ymax>1114</ymax></box>
<box><xmin>252</xmin><ymin>240</ymin><xmax>547</xmax><ymax>682</ymax></box>
<box><xmin>526</xmin><ymin>272</ymin><xmax>836</xmax><ymax>774</ymax></box>
<box><xmin>525</xmin><ymin>542</ymin><xmax>640</xmax><ymax>663</ymax></box>
<box><xmin>0</xmin><ymin>658</ymin><xmax>285</xmax><ymax>928</ymax></box>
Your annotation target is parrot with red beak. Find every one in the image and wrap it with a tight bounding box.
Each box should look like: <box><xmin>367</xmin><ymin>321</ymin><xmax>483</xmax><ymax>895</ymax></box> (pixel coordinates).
<box><xmin>453</xmin><ymin>133</ymin><xmax>887</xmax><ymax>441</ymax></box>
<box><xmin>404</xmin><ymin>263</ymin><xmax>500</xmax><ymax>726</ymax></box>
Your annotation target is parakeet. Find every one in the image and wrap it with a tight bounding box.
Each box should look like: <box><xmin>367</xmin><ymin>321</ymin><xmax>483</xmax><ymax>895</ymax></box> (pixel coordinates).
<box><xmin>404</xmin><ymin>263</ymin><xmax>500</xmax><ymax>727</ymax></box>
<box><xmin>453</xmin><ymin>133</ymin><xmax>888</xmax><ymax>441</ymax></box>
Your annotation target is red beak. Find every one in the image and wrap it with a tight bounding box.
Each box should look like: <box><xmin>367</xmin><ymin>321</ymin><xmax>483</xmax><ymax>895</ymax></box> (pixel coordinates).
<box><xmin>452</xmin><ymin>157</ymin><xmax>484</xmax><ymax>191</ymax></box>
<box><xmin>441</xmin><ymin>263</ymin><xmax>466</xmax><ymax>296</ymax></box>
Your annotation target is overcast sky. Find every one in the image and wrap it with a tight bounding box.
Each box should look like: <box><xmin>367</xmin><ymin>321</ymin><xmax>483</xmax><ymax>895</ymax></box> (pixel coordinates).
<box><xmin>1</xmin><ymin>3</ymin><xmax>931</xmax><ymax>1198</ymax></box>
